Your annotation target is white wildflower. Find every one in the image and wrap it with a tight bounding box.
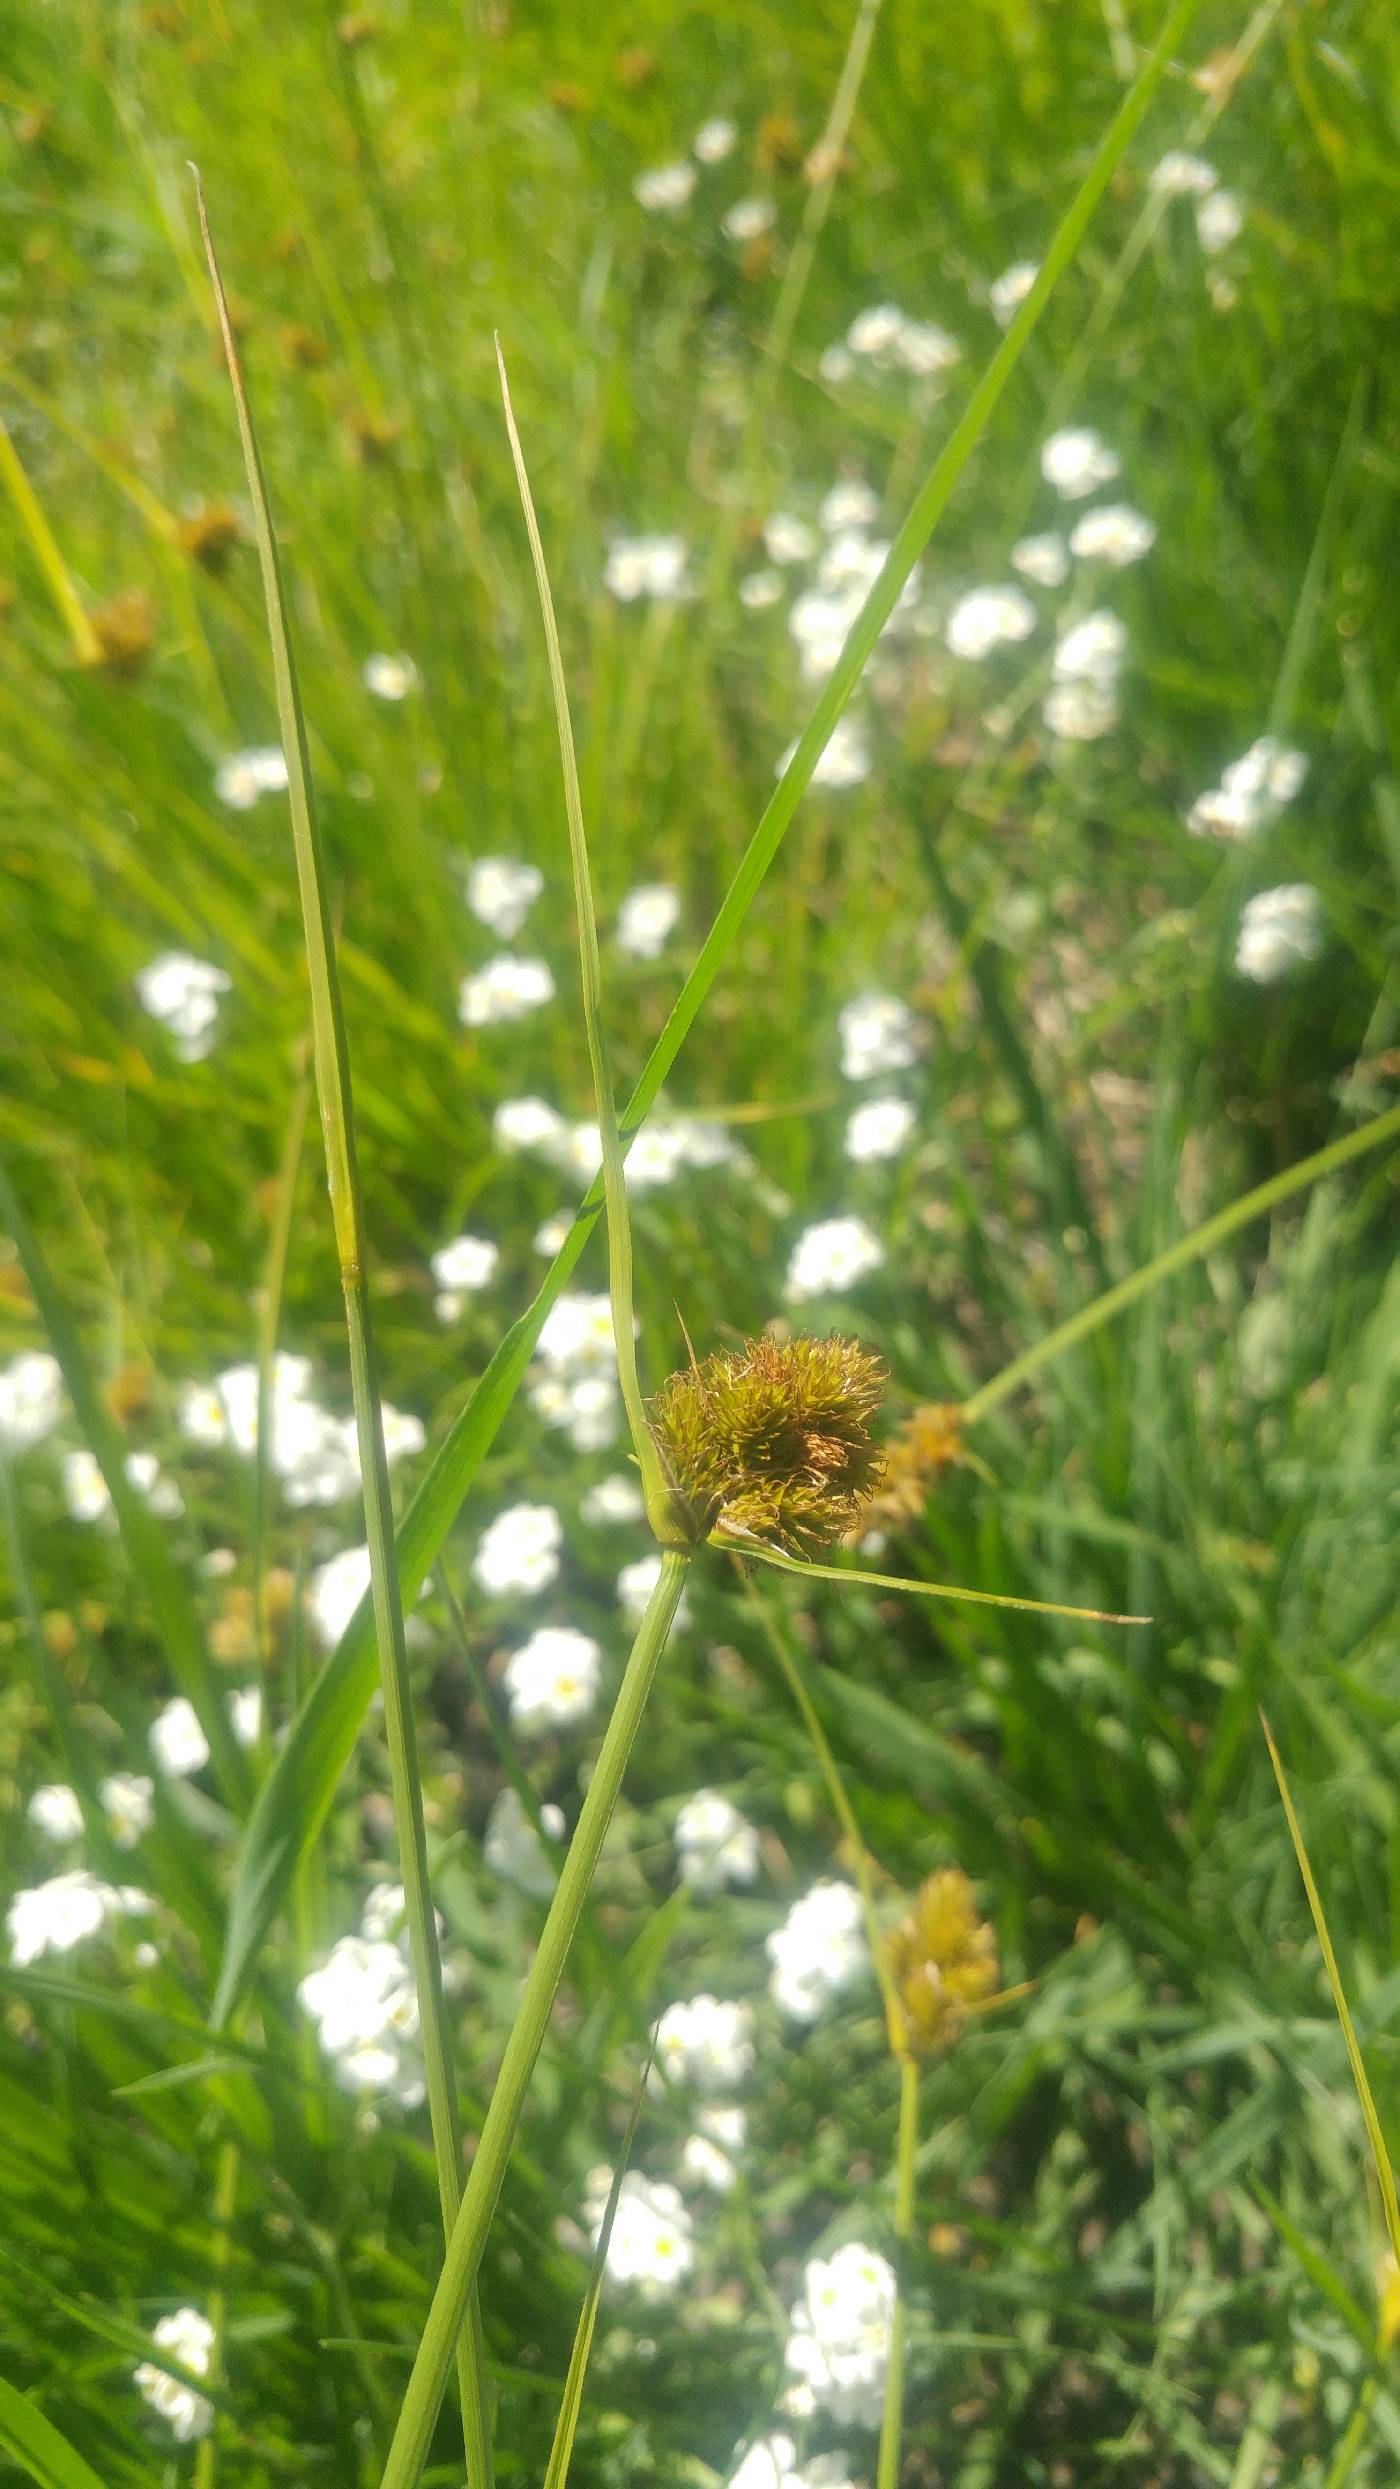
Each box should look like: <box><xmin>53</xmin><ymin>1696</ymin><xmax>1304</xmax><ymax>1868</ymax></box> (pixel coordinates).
<box><xmin>634</xmin><ymin>162</ymin><xmax>697</xmax><ymax>212</ymax></box>
<box><xmin>580</xmin><ymin>1474</ymin><xmax>645</xmax><ymax>1526</ymax></box>
<box><xmin>135</xmin><ymin>952</ymin><xmax>231</xmax><ymax>1062</ymax></box>
<box><xmin>1149</xmin><ymin>150</ymin><xmax>1218</xmax><ymax>197</ymax></box>
<box><xmin>150</xmin><ymin>1698</ymin><xmax>210</xmax><ymax>1779</ymax></box>
<box><xmin>845</xmin><ymin>1095</ymin><xmax>916</xmax><ymax>1162</ymax></box>
<box><xmin>62</xmin><ymin>1449</ymin><xmax>111</xmax><ymax>1522</ymax></box>
<box><xmin>1196</xmin><ymin>189</ymin><xmax>1244</xmax><ymax>253</ymax></box>
<box><xmin>458</xmin><ymin>955</ymin><xmax>555</xmax><ymax>1028</ymax></box>
<box><xmin>230</xmin><ymin>1688</ymin><xmax>261</xmax><ymax>1749</ymax></box>
<box><xmin>847</xmin><ymin>303</ymin><xmax>907</xmax><ymax>358</ymax></box>
<box><xmin>299</xmin><ymin>1934</ymin><xmax>423</xmax><ymax>2108</ymax></box>
<box><xmin>308</xmin><ymin>1545</ymin><xmax>372</xmax><ymax>1646</ymax></box>
<box><xmin>617</xmin><ymin>1552</ymin><xmax>691</xmax><ymax>1628</ymax></box>
<box><xmin>1068</xmin><ymin>504</ymin><xmax>1156</xmax><ymax>566</ymax></box>
<box><xmin>214</xmin><ymin>746</ymin><xmax>287</xmax><ymax>809</ymax></box>
<box><xmin>8</xmin><ymin>1870</ymin><xmax>150</xmax><ymax>1967</ymax></box>
<box><xmin>785</xmin><ymin>1215</ymin><xmax>884</xmax><ymax>1301</ymax></box>
<box><xmin>675</xmin><ymin>1790</ymin><xmax>760</xmax><ymax>1891</ymax></box>
<box><xmin>28</xmin><ymin>1783</ymin><xmax>83</xmax><ymax>1843</ymax></box>
<box><xmin>533</xmin><ymin>1214</ymin><xmax>571</xmax><ymax>1256</ymax></box>
<box><xmin>777</xmin><ymin>715</ymin><xmax>870</xmax><ymax>788</ymax></box>
<box><xmin>989</xmin><ymin>260</ymin><xmax>1038</xmax><ymax>325</ymax></box>
<box><xmin>134</xmin><ymin>2308</ymin><xmax>215</xmax><ymax>2443</ymax></box>
<box><xmin>783</xmin><ymin>2241</ymin><xmax>896</xmax><ymax>2425</ymax></box>
<box><xmin>363</xmin><ymin>652</ymin><xmax>417</xmax><ymax>700</ymax></box>
<box><xmin>1040</xmin><ymin>427</ymin><xmax>1120</xmax><ymax>500</ymax></box>
<box><xmin>604</xmin><ymin>534</ymin><xmax>689</xmax><ymax>601</ymax></box>
<box><xmin>653</xmin><ymin>1994</ymin><xmax>754</xmax><ymax>2091</ymax></box>
<box><xmin>819</xmin><ymin>480</ymin><xmax>879</xmax><ymax>533</ymax></box>
<box><xmin>102</xmin><ymin>1772</ymin><xmax>154</xmax><ymax>1848</ymax></box>
<box><xmin>764</xmin><ymin>512</ymin><xmax>816</xmax><ymax>564</ymax></box>
<box><xmin>464</xmin><ymin>856</ymin><xmax>543</xmax><ymax>938</ymax></box>
<box><xmin>693</xmin><ymin>116</ymin><xmax>737</xmax><ymax>164</ymax></box>
<box><xmin>1011</xmin><ymin>531</ymin><xmax>1069</xmax><ymax>588</ymax></box>
<box><xmin>740</xmin><ymin>568</ymin><xmax>784</xmax><ymax>611</ymax></box>
<box><xmin>838</xmin><ymin>993</ymin><xmax>916</xmax><ymax>1080</ymax></box>
<box><xmin>766</xmin><ymin>1880</ymin><xmax>868</xmax><ymax>2020</ymax></box>
<box><xmin>616</xmin><ymin>883</ymin><xmax>680</xmax><ymax>958</ymax></box>
<box><xmin>1188</xmin><ymin>737</ymin><xmax>1309</xmax><ymax>840</ymax></box>
<box><xmin>493</xmin><ymin>1095</ymin><xmax>567</xmax><ymax>1156</ymax></box>
<box><xmin>503</xmin><ymin>1625</ymin><xmax>603</xmax><ymax>1737</ymax></box>
<box><xmin>0</xmin><ymin>1351</ymin><xmax>62</xmax><ymax>1452</ymax></box>
<box><xmin>945</xmin><ymin>583</ymin><xmax>1036</xmax><ymax>660</ymax></box>
<box><xmin>1053</xmin><ymin>610</ymin><xmax>1127</xmax><ymax>683</ymax></box>
<box><xmin>431</xmin><ymin>1233</ymin><xmax>499</xmax><ymax>1322</ymax></box>
<box><xmin>473</xmin><ymin>1503</ymin><xmax>562</xmax><ymax>1598</ymax></box>
<box><xmin>587</xmin><ymin>2170</ymin><xmax>694</xmax><ymax>2290</ymax></box>
<box><xmin>1235</xmin><ymin>884</ymin><xmax>1324</xmax><ymax>982</ymax></box>
<box><xmin>724</xmin><ymin>198</ymin><xmax>775</xmax><ymax>243</ymax></box>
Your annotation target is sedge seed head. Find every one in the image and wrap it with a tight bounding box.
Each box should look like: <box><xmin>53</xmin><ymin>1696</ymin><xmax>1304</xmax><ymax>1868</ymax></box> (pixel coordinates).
<box><xmin>649</xmin><ymin>1331</ymin><xmax>887</xmax><ymax>1557</ymax></box>
<box><xmin>885</xmin><ymin>1868</ymin><xmax>999</xmax><ymax>2057</ymax></box>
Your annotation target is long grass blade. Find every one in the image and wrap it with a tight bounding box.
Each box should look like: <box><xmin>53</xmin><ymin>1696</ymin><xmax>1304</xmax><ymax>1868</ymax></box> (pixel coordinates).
<box><xmin>0</xmin><ymin>414</ymin><xmax>100</xmax><ymax>666</ymax></box>
<box><xmin>541</xmin><ymin>2049</ymin><xmax>654</xmax><ymax>2489</ymax></box>
<box><xmin>213</xmin><ymin>0</ymin><xmax>1203</xmax><ymax>2022</ymax></box>
<box><xmin>495</xmin><ymin>341</ymin><xmax>670</xmax><ymax>1534</ymax></box>
<box><xmin>728</xmin><ymin>1535</ymin><xmax>1149</xmax><ymax>1625</ymax></box>
<box><xmin>1260</xmin><ymin>1713</ymin><xmax>1400</xmax><ymax>2269</ymax></box>
<box><xmin>191</xmin><ymin>165</ymin><xmax>493</xmax><ymax>2489</ymax></box>
<box><xmin>0</xmin><ymin>2380</ymin><xmax>108</xmax><ymax>2489</ymax></box>
<box><xmin>963</xmin><ymin>1101</ymin><xmax>1400</xmax><ymax>1425</ymax></box>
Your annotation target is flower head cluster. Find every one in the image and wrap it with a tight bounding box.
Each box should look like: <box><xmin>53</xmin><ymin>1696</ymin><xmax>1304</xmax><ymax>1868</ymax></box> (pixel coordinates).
<box><xmin>1045</xmin><ymin>608</ymin><xmax>1127</xmax><ymax>743</ymax></box>
<box><xmin>945</xmin><ymin>583</ymin><xmax>1036</xmax><ymax>661</ymax></box>
<box><xmin>464</xmin><ymin>855</ymin><xmax>542</xmax><ymax>938</ymax></box>
<box><xmin>529</xmin><ymin>1292</ymin><xmax>623</xmax><ymax>1450</ymax></box>
<box><xmin>585</xmin><ymin>2168</ymin><xmax>694</xmax><ymax>2291</ymax></box>
<box><xmin>7</xmin><ymin>1869</ymin><xmax>150</xmax><ymax>1966</ymax></box>
<box><xmin>652</xmin><ymin>1994</ymin><xmax>754</xmax><ymax>2091</ymax></box>
<box><xmin>0</xmin><ymin>1351</ymin><xmax>62</xmax><ymax>1452</ymax></box>
<box><xmin>431</xmin><ymin>1231</ymin><xmax>499</xmax><ymax>1321</ymax></box>
<box><xmin>767</xmin><ymin>1880</ymin><xmax>868</xmax><ymax>2021</ymax></box>
<box><xmin>179</xmin><ymin>1355</ymin><xmax>421</xmax><ymax>1508</ymax></box>
<box><xmin>838</xmin><ymin>993</ymin><xmax>917</xmax><ymax>1081</ymax></box>
<box><xmin>886</xmin><ymin>1867</ymin><xmax>999</xmax><ymax>2054</ymax></box>
<box><xmin>649</xmin><ymin>1332</ymin><xmax>886</xmax><ymax>1557</ymax></box>
<box><xmin>1068</xmin><ymin>504</ymin><xmax>1155</xmax><ymax>567</ymax></box>
<box><xmin>845</xmin><ymin>1095</ymin><xmax>916</xmax><ymax>1164</ymax></box>
<box><xmin>822</xmin><ymin>301</ymin><xmax>962</xmax><ymax>391</ymax></box>
<box><xmin>135</xmin><ymin>952</ymin><xmax>231</xmax><ymax>1062</ymax></box>
<box><xmin>473</xmin><ymin>1502</ymin><xmax>563</xmax><ymax>1598</ymax></box>
<box><xmin>134</xmin><ymin>2307</ymin><xmax>215</xmax><ymax>2442</ymax></box>
<box><xmin>1187</xmin><ymin>737</ymin><xmax>1307</xmax><ymax>841</ymax></box>
<box><xmin>1235</xmin><ymin>883</ymin><xmax>1324</xmax><ymax>982</ymax></box>
<box><xmin>786</xmin><ymin>1216</ymin><xmax>885</xmax><ymax>1302</ymax></box>
<box><xmin>1041</xmin><ymin>426</ymin><xmax>1120</xmax><ymax>501</ymax></box>
<box><xmin>298</xmin><ymin>1924</ymin><xmax>424</xmax><ymax>2107</ymax></box>
<box><xmin>604</xmin><ymin>535</ymin><xmax>690</xmax><ymax>601</ymax></box>
<box><xmin>459</xmin><ymin>954</ymin><xmax>555</xmax><ymax>1028</ymax></box>
<box><xmin>214</xmin><ymin>745</ymin><xmax>287</xmax><ymax>810</ymax></box>
<box><xmin>783</xmin><ymin>2241</ymin><xmax>897</xmax><ymax>2424</ymax></box>
<box><xmin>502</xmin><ymin>1624</ymin><xmax>603</xmax><ymax>1737</ymax></box>
<box><xmin>675</xmin><ymin>1790</ymin><xmax>760</xmax><ymax>1891</ymax></box>
<box><xmin>858</xmin><ymin>1400</ymin><xmax>965</xmax><ymax>1532</ymax></box>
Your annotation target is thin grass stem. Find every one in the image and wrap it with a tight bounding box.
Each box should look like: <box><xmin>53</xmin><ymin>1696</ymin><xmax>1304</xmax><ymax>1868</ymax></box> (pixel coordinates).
<box><xmin>876</xmin><ymin>2055</ymin><xmax>921</xmax><ymax>2489</ymax></box>
<box><xmin>963</xmin><ymin>1101</ymin><xmax>1400</xmax><ymax>1425</ymax></box>
<box><xmin>191</xmin><ymin>167</ymin><xmax>493</xmax><ymax>2489</ymax></box>
<box><xmin>0</xmin><ymin>413</ymin><xmax>100</xmax><ymax>665</ymax></box>
<box><xmin>377</xmin><ymin>1550</ymin><xmax>691</xmax><ymax>2489</ymax></box>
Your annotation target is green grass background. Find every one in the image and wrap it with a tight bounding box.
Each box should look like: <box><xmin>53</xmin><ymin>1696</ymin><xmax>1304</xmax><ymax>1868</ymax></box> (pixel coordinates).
<box><xmin>1</xmin><ymin>0</ymin><xmax>1398</xmax><ymax>2482</ymax></box>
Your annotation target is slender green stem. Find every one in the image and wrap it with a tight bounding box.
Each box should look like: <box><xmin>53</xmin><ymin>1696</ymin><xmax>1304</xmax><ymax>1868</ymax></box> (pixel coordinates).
<box><xmin>495</xmin><ymin>344</ymin><xmax>673</xmax><ymax>1538</ymax></box>
<box><xmin>192</xmin><ymin>2137</ymin><xmax>240</xmax><ymax>2489</ymax></box>
<box><xmin>762</xmin><ymin>0</ymin><xmax>885</xmax><ymax>381</ymax></box>
<box><xmin>730</xmin><ymin>1535</ymin><xmax>1146</xmax><ymax>1625</ymax></box>
<box><xmin>876</xmin><ymin>2056</ymin><xmax>921</xmax><ymax>2489</ymax></box>
<box><xmin>963</xmin><ymin>1101</ymin><xmax>1400</xmax><ymax>1426</ymax></box>
<box><xmin>0</xmin><ymin>412</ymin><xmax>100</xmax><ymax>665</ymax></box>
<box><xmin>378</xmin><ymin>1551</ymin><xmax>691</xmax><ymax>2489</ymax></box>
<box><xmin>192</xmin><ymin>168</ymin><xmax>492</xmax><ymax>2489</ymax></box>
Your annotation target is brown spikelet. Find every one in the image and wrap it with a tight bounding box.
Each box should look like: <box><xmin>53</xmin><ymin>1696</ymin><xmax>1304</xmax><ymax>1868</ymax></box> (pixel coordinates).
<box><xmin>649</xmin><ymin>1331</ymin><xmax>887</xmax><ymax>1557</ymax></box>
<box><xmin>886</xmin><ymin>1869</ymin><xmax>999</xmax><ymax>2057</ymax></box>
<box><xmin>855</xmin><ymin>1400</ymin><xmax>965</xmax><ymax>1535</ymax></box>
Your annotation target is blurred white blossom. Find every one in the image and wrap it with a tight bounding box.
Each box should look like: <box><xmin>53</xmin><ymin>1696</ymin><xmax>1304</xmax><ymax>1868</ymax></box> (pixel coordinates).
<box><xmin>605</xmin><ymin>535</ymin><xmax>690</xmax><ymax>600</ymax></box>
<box><xmin>134</xmin><ymin>2307</ymin><xmax>215</xmax><ymax>2443</ymax></box>
<box><xmin>785</xmin><ymin>1215</ymin><xmax>884</xmax><ymax>1300</ymax></box>
<box><xmin>1068</xmin><ymin>504</ymin><xmax>1156</xmax><ymax>567</ymax></box>
<box><xmin>0</xmin><ymin>1352</ymin><xmax>62</xmax><ymax>1452</ymax></box>
<box><xmin>8</xmin><ymin>1870</ymin><xmax>150</xmax><ymax>1966</ymax></box>
<box><xmin>945</xmin><ymin>584</ymin><xmax>1036</xmax><ymax>660</ymax></box>
<box><xmin>616</xmin><ymin>884</ymin><xmax>680</xmax><ymax>958</ymax></box>
<box><xmin>459</xmin><ymin>955</ymin><xmax>555</xmax><ymax>1028</ymax></box>
<box><xmin>675</xmin><ymin>1790</ymin><xmax>760</xmax><ymax>1891</ymax></box>
<box><xmin>135</xmin><ymin>953</ymin><xmax>231</xmax><ymax>1062</ymax></box>
<box><xmin>1010</xmin><ymin>531</ymin><xmax>1069</xmax><ymax>588</ymax></box>
<box><xmin>989</xmin><ymin>260</ymin><xmax>1038</xmax><ymax>325</ymax></box>
<box><xmin>1041</xmin><ymin>427</ymin><xmax>1120</xmax><ymax>500</ymax></box>
<box><xmin>363</xmin><ymin>652</ymin><xmax>417</xmax><ymax>700</ymax></box>
<box><xmin>484</xmin><ymin>1787</ymin><xmax>565</xmax><ymax>1899</ymax></box>
<box><xmin>846</xmin><ymin>1095</ymin><xmax>916</xmax><ymax>1162</ymax></box>
<box><xmin>1235</xmin><ymin>884</ymin><xmax>1323</xmax><ymax>981</ymax></box>
<box><xmin>782</xmin><ymin>2241</ymin><xmax>896</xmax><ymax>2424</ymax></box>
<box><xmin>214</xmin><ymin>746</ymin><xmax>287</xmax><ymax>810</ymax></box>
<box><xmin>767</xmin><ymin>1880</ymin><xmax>868</xmax><ymax>2020</ymax></box>
<box><xmin>634</xmin><ymin>163</ymin><xmax>696</xmax><ymax>212</ymax></box>
<box><xmin>473</xmin><ymin>1503</ymin><xmax>562</xmax><ymax>1598</ymax></box>
<box><xmin>503</xmin><ymin>1625</ymin><xmax>603</xmax><ymax>1736</ymax></box>
<box><xmin>838</xmin><ymin>993</ymin><xmax>917</xmax><ymax>1081</ymax></box>
<box><xmin>464</xmin><ymin>856</ymin><xmax>543</xmax><ymax>938</ymax></box>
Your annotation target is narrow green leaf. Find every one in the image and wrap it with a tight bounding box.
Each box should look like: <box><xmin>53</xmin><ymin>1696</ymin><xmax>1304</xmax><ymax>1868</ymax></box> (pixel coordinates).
<box><xmin>0</xmin><ymin>2380</ymin><xmax>108</xmax><ymax>2489</ymax></box>
<box><xmin>193</xmin><ymin>165</ymin><xmax>493</xmax><ymax>2489</ymax></box>
<box><xmin>1261</xmin><ymin>1712</ymin><xmax>1400</xmax><ymax>2269</ymax></box>
<box><xmin>216</xmin><ymin>0</ymin><xmax>1203</xmax><ymax>2027</ymax></box>
<box><xmin>541</xmin><ymin>2052</ymin><xmax>654</xmax><ymax>2489</ymax></box>
<box><xmin>729</xmin><ymin>1535</ymin><xmax>1149</xmax><ymax>1625</ymax></box>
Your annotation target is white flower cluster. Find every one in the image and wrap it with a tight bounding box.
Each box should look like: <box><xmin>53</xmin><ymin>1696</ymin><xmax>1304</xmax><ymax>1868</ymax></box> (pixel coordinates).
<box><xmin>675</xmin><ymin>1790</ymin><xmax>760</xmax><ymax>1891</ymax></box>
<box><xmin>1187</xmin><ymin>736</ymin><xmax>1307</xmax><ymax>841</ymax></box>
<box><xmin>503</xmin><ymin>1624</ymin><xmax>602</xmax><ymax>1737</ymax></box>
<box><xmin>652</xmin><ymin>1994</ymin><xmax>755</xmax><ymax>2092</ymax></box>
<box><xmin>298</xmin><ymin>1895</ymin><xmax>427</xmax><ymax>2108</ymax></box>
<box><xmin>178</xmin><ymin>1354</ymin><xmax>422</xmax><ymax>1508</ymax></box>
<box><xmin>214</xmin><ymin>745</ymin><xmax>288</xmax><ymax>810</ymax></box>
<box><xmin>616</xmin><ymin>882</ymin><xmax>680</xmax><ymax>958</ymax></box>
<box><xmin>785</xmin><ymin>1215</ymin><xmax>884</xmax><ymax>1302</ymax></box>
<box><xmin>1040</xmin><ymin>426</ymin><xmax>1120</xmax><ymax>501</ymax></box>
<box><xmin>1148</xmin><ymin>151</ymin><xmax>1245</xmax><ymax>255</ymax></box>
<box><xmin>845</xmin><ymin>1095</ymin><xmax>916</xmax><ymax>1164</ymax></box>
<box><xmin>149</xmin><ymin>1688</ymin><xmax>259</xmax><ymax>1779</ymax></box>
<box><xmin>838</xmin><ymin>993</ymin><xmax>917</xmax><ymax>1081</ymax></box>
<box><xmin>134</xmin><ymin>2306</ymin><xmax>215</xmax><ymax>2443</ymax></box>
<box><xmin>1235</xmin><ymin>883</ymin><xmax>1324</xmax><ymax>982</ymax></box>
<box><xmin>61</xmin><ymin>1446</ymin><xmax>182</xmax><ymax>1523</ymax></box>
<box><xmin>7</xmin><ymin>1869</ymin><xmax>151</xmax><ymax>1966</ymax></box>
<box><xmin>0</xmin><ymin>1350</ymin><xmax>62</xmax><ymax>1452</ymax></box>
<box><xmin>135</xmin><ymin>952</ymin><xmax>231</xmax><ymax>1062</ymax></box>
<box><xmin>463</xmin><ymin>855</ymin><xmax>543</xmax><ymax>939</ymax></box>
<box><xmin>604</xmin><ymin>535</ymin><xmax>690</xmax><ymax>601</ymax></box>
<box><xmin>458</xmin><ymin>954</ymin><xmax>555</xmax><ymax>1028</ymax></box>
<box><xmin>1045</xmin><ymin>608</ymin><xmax>1127</xmax><ymax>744</ymax></box>
<box><xmin>529</xmin><ymin>1292</ymin><xmax>624</xmax><ymax>1451</ymax></box>
<box><xmin>945</xmin><ymin>583</ymin><xmax>1036</xmax><ymax>661</ymax></box>
<box><xmin>727</xmin><ymin>2434</ymin><xmax>855</xmax><ymax>2489</ymax></box>
<box><xmin>308</xmin><ymin>1544</ymin><xmax>372</xmax><ymax>1646</ymax></box>
<box><xmin>820</xmin><ymin>301</ymin><xmax>963</xmax><ymax>391</ymax></box>
<box><xmin>473</xmin><ymin>1502</ymin><xmax>563</xmax><ymax>1598</ymax></box>
<box><xmin>28</xmin><ymin>1773</ymin><xmax>154</xmax><ymax>1851</ymax></box>
<box><xmin>585</xmin><ymin>2168</ymin><xmax>694</xmax><ymax>2290</ymax></box>
<box><xmin>363</xmin><ymin>651</ymin><xmax>417</xmax><ymax>700</ymax></box>
<box><xmin>988</xmin><ymin>259</ymin><xmax>1039</xmax><ymax>325</ymax></box>
<box><xmin>766</xmin><ymin>1881</ymin><xmax>868</xmax><ymax>2020</ymax></box>
<box><xmin>494</xmin><ymin>1094</ymin><xmax>737</xmax><ymax>1202</ymax></box>
<box><xmin>431</xmin><ymin>1231</ymin><xmax>499</xmax><ymax>1321</ymax></box>
<box><xmin>782</xmin><ymin>2240</ymin><xmax>898</xmax><ymax>2425</ymax></box>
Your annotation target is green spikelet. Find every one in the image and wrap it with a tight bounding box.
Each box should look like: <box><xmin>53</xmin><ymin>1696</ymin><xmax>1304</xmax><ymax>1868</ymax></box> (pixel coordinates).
<box><xmin>649</xmin><ymin>1332</ymin><xmax>887</xmax><ymax>1557</ymax></box>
